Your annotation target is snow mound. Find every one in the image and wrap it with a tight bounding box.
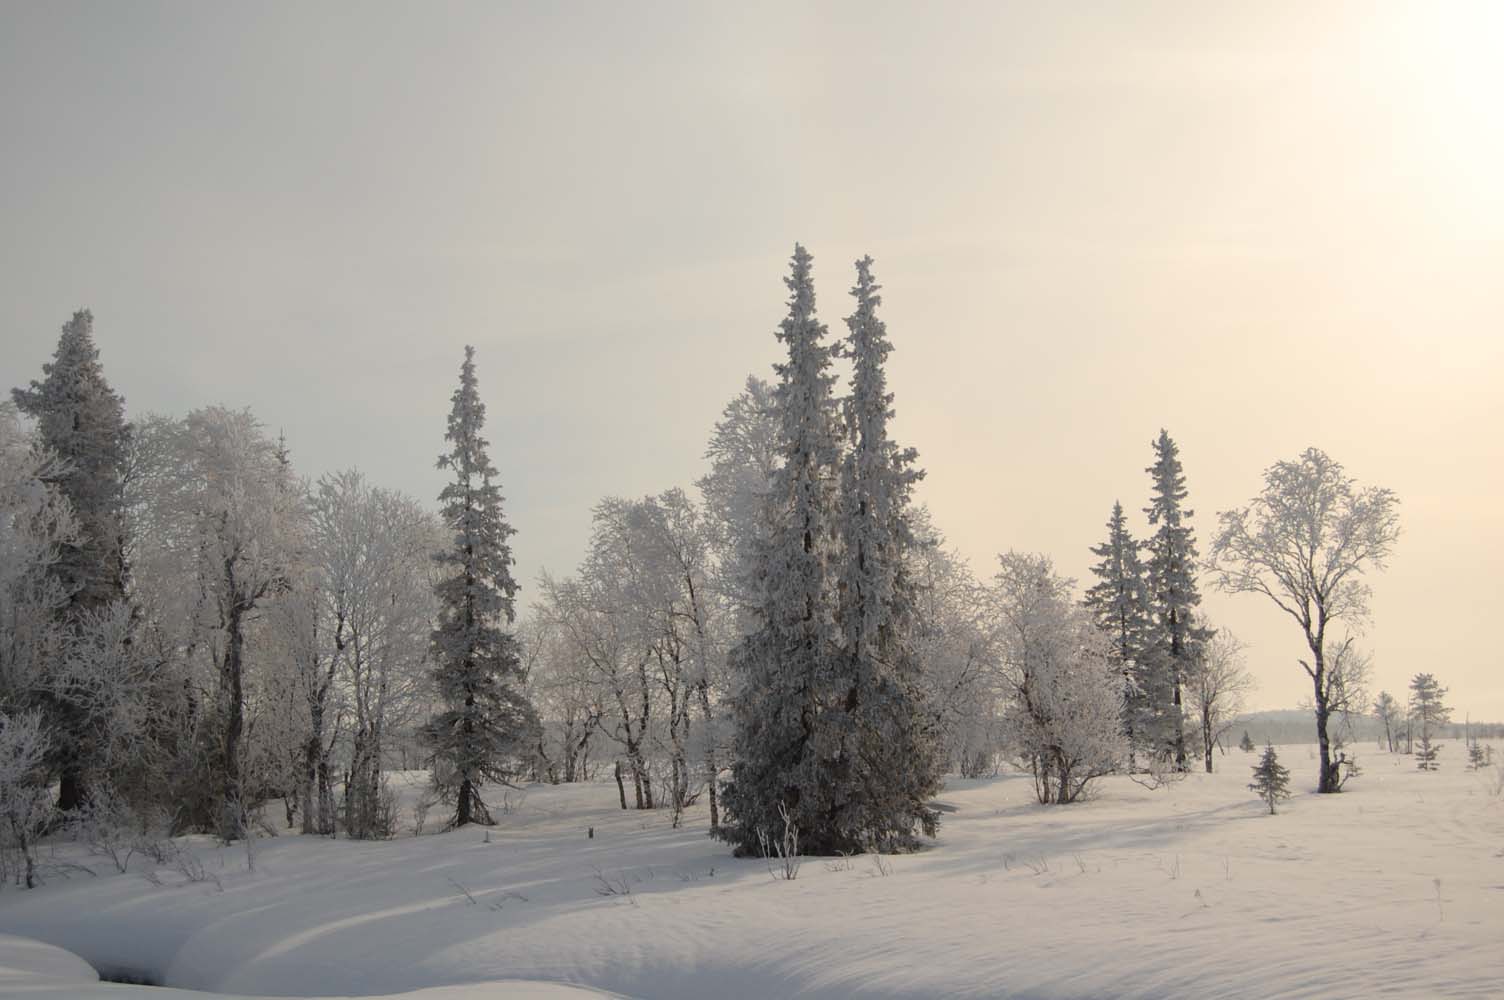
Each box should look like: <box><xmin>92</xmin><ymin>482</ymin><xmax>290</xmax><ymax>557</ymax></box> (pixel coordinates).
<box><xmin>0</xmin><ymin>933</ymin><xmax>613</xmax><ymax>999</ymax></box>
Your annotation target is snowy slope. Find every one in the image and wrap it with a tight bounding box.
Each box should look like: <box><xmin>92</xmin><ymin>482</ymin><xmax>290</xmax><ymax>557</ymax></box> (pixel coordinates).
<box><xmin>0</xmin><ymin>749</ymin><xmax>1500</xmax><ymax>999</ymax></box>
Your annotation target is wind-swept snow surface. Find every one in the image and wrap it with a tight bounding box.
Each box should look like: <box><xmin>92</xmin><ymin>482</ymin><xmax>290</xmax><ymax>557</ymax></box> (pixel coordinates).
<box><xmin>1</xmin><ymin>754</ymin><xmax>1500</xmax><ymax>999</ymax></box>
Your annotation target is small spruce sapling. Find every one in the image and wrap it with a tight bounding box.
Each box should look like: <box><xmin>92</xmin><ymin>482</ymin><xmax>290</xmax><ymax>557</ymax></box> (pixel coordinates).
<box><xmin>1414</xmin><ymin>734</ymin><xmax>1441</xmax><ymax>771</ymax></box>
<box><xmin>1249</xmin><ymin>744</ymin><xmax>1291</xmax><ymax>815</ymax></box>
<box><xmin>1239</xmin><ymin>730</ymin><xmax>1255</xmax><ymax>753</ymax></box>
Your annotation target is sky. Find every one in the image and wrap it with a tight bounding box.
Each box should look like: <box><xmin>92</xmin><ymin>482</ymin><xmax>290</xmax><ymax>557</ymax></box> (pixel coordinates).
<box><xmin>3</xmin><ymin>2</ymin><xmax>1501</xmax><ymax>717</ymax></box>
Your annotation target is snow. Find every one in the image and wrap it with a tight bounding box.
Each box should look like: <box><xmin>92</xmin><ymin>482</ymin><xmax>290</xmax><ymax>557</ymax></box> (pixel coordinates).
<box><xmin>1</xmin><ymin>752</ymin><xmax>1501</xmax><ymax>999</ymax></box>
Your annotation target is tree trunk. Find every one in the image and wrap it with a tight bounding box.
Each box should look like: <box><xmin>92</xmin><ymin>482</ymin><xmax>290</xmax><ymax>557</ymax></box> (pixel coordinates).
<box><xmin>1202</xmin><ymin>705</ymin><xmax>1215</xmax><ymax>773</ymax></box>
<box><xmin>639</xmin><ymin>762</ymin><xmax>654</xmax><ymax>809</ymax></box>
<box><xmin>614</xmin><ymin>760</ymin><xmax>627</xmax><ymax>810</ymax></box>
<box><xmin>457</xmin><ymin>683</ymin><xmax>475</xmax><ymax>826</ymax></box>
<box><xmin>1313</xmin><ymin>653</ymin><xmax>1338</xmax><ymax>793</ymax></box>
<box><xmin>301</xmin><ymin>727</ymin><xmax>319</xmax><ymax>835</ymax></box>
<box><xmin>56</xmin><ymin>768</ymin><xmax>85</xmax><ymax>814</ymax></box>
<box><xmin>317</xmin><ymin>755</ymin><xmax>335</xmax><ymax>836</ymax></box>
<box><xmin>1170</xmin><ymin>612</ymin><xmax>1187</xmax><ymax>773</ymax></box>
<box><xmin>697</xmin><ymin>681</ymin><xmax>718</xmax><ymax>832</ymax></box>
<box><xmin>221</xmin><ymin>598</ymin><xmax>246</xmax><ymax>841</ymax></box>
<box><xmin>457</xmin><ymin>778</ymin><xmax>472</xmax><ymax>826</ymax></box>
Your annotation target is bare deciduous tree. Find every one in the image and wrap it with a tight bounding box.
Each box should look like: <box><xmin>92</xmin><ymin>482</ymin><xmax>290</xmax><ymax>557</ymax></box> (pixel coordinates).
<box><xmin>1186</xmin><ymin>629</ymin><xmax>1255</xmax><ymax>773</ymax></box>
<box><xmin>1209</xmin><ymin>448</ymin><xmax>1399</xmax><ymax>793</ymax></box>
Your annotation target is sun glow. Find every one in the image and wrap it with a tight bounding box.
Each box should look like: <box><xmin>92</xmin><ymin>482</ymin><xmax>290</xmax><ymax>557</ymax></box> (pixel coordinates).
<box><xmin>1392</xmin><ymin>2</ymin><xmax>1504</xmax><ymax>219</ymax></box>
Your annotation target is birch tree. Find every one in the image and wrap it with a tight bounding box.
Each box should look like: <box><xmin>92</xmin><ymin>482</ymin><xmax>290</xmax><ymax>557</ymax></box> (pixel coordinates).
<box><xmin>310</xmin><ymin>471</ymin><xmax>437</xmax><ymax>837</ymax></box>
<box><xmin>1185</xmin><ymin>628</ymin><xmax>1254</xmax><ymax>773</ymax></box>
<box><xmin>167</xmin><ymin>408</ymin><xmax>301</xmax><ymax>838</ymax></box>
<box><xmin>1209</xmin><ymin>448</ymin><xmax>1400</xmax><ymax>793</ymax></box>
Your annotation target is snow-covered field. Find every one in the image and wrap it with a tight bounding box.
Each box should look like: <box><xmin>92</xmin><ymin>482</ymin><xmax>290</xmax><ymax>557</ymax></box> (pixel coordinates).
<box><xmin>2</xmin><ymin>747</ymin><xmax>1501</xmax><ymax>1000</ymax></box>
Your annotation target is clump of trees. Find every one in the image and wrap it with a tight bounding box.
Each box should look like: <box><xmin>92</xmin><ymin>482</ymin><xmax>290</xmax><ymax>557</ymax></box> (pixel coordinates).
<box><xmin>718</xmin><ymin>248</ymin><xmax>943</xmax><ymax>856</ymax></box>
<box><xmin>2</xmin><ymin>315</ymin><xmax>545</xmax><ymax>883</ymax></box>
<box><xmin>1084</xmin><ymin>431</ymin><xmax>1235</xmax><ymax>776</ymax></box>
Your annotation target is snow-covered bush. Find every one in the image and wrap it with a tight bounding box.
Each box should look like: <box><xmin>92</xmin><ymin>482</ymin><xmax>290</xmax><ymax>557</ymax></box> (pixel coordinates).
<box><xmin>989</xmin><ymin>553</ymin><xmax>1126</xmax><ymax>804</ymax></box>
<box><xmin>74</xmin><ymin>784</ymin><xmax>145</xmax><ymax>873</ymax></box>
<box><xmin>0</xmin><ymin>710</ymin><xmax>55</xmax><ymax>888</ymax></box>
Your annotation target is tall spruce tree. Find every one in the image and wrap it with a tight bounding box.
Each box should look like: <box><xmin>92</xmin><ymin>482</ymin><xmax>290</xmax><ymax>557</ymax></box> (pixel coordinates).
<box><xmin>424</xmin><ymin>346</ymin><xmax>538</xmax><ymax>828</ymax></box>
<box><xmin>720</xmin><ymin>244</ymin><xmax>850</xmax><ymax>856</ymax></box>
<box><xmin>1143</xmin><ymin>430</ymin><xmax>1208</xmax><ymax>772</ymax></box>
<box><xmin>11</xmin><ymin>309</ymin><xmax>130</xmax><ymax>811</ymax></box>
<box><xmin>1083</xmin><ymin>501</ymin><xmax>1158</xmax><ymax>769</ymax></box>
<box><xmin>832</xmin><ymin>256</ymin><xmax>942</xmax><ymax>850</ymax></box>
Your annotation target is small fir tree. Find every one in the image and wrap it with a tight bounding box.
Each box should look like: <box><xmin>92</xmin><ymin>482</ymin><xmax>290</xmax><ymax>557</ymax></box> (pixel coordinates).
<box><xmin>1249</xmin><ymin>744</ymin><xmax>1291</xmax><ymax>814</ymax></box>
<box><xmin>1239</xmin><ymin>730</ymin><xmax>1256</xmax><ymax>753</ymax></box>
<box><xmin>424</xmin><ymin>346</ymin><xmax>538</xmax><ymax>828</ymax></box>
<box><xmin>1408</xmin><ymin>673</ymin><xmax>1448</xmax><ymax>773</ymax></box>
<box><xmin>1467</xmin><ymin>740</ymin><xmax>1488</xmax><ymax>770</ymax></box>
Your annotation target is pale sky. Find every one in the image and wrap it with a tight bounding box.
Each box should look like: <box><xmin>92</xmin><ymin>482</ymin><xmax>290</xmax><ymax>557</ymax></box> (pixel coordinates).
<box><xmin>3</xmin><ymin>2</ymin><xmax>1500</xmax><ymax>717</ymax></box>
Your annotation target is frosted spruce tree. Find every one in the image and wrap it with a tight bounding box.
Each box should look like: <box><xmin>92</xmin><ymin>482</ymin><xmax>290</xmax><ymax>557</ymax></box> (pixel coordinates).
<box><xmin>832</xmin><ymin>257</ymin><xmax>943</xmax><ymax>850</ymax></box>
<box><xmin>1083</xmin><ymin>501</ymin><xmax>1159</xmax><ymax>770</ymax></box>
<box><xmin>11</xmin><ymin>309</ymin><xmax>130</xmax><ymax>812</ymax></box>
<box><xmin>424</xmin><ymin>346</ymin><xmax>538</xmax><ymax>828</ymax></box>
<box><xmin>1249</xmin><ymin>743</ymin><xmax>1291</xmax><ymax>814</ymax></box>
<box><xmin>1143</xmin><ymin>430</ymin><xmax>1209</xmax><ymax>772</ymax></box>
<box><xmin>719</xmin><ymin>245</ymin><xmax>851</xmax><ymax>856</ymax></box>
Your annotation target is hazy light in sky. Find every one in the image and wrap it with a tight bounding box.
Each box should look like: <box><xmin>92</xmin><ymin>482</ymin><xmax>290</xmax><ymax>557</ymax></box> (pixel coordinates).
<box><xmin>1</xmin><ymin>2</ymin><xmax>1500</xmax><ymax>715</ymax></box>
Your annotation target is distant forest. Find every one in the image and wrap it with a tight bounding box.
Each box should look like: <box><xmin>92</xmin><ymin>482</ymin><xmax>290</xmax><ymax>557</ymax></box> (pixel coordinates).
<box><xmin>1233</xmin><ymin>710</ymin><xmax>1502</xmax><ymax>750</ymax></box>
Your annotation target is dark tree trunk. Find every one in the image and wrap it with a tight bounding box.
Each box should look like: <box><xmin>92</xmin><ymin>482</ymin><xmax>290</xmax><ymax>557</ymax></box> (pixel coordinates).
<box><xmin>302</xmin><ymin>693</ymin><xmax>324</xmax><ymax>834</ymax></box>
<box><xmin>1312</xmin><ymin>648</ymin><xmax>1338</xmax><ymax>793</ymax></box>
<box><xmin>614</xmin><ymin>760</ymin><xmax>627</xmax><ymax>810</ymax></box>
<box><xmin>317</xmin><ymin>755</ymin><xmax>335</xmax><ymax>835</ymax></box>
<box><xmin>1169</xmin><ymin>609</ymin><xmax>1187</xmax><ymax>772</ymax></box>
<box><xmin>457</xmin><ymin>777</ymin><xmax>473</xmax><ymax>826</ymax></box>
<box><xmin>698</xmin><ymin>681</ymin><xmax>718</xmax><ymax>832</ymax></box>
<box><xmin>56</xmin><ymin>768</ymin><xmax>85</xmax><ymax>814</ymax></box>
<box><xmin>1203</xmin><ymin>706</ymin><xmax>1215</xmax><ymax>773</ymax></box>
<box><xmin>456</xmin><ymin>683</ymin><xmax>475</xmax><ymax>826</ymax></box>
<box><xmin>221</xmin><ymin>598</ymin><xmax>247</xmax><ymax>841</ymax></box>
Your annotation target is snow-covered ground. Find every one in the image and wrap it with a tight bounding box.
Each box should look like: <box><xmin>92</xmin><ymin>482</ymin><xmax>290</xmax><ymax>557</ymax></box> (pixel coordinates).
<box><xmin>1</xmin><ymin>746</ymin><xmax>1501</xmax><ymax>999</ymax></box>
